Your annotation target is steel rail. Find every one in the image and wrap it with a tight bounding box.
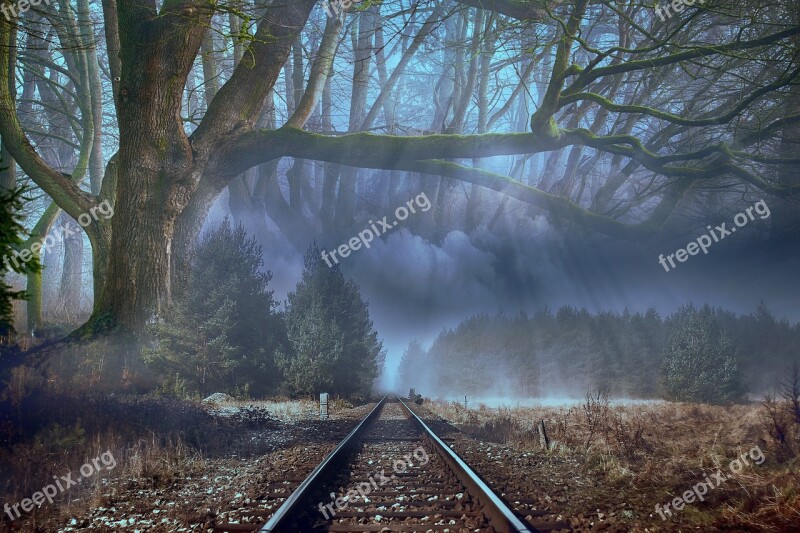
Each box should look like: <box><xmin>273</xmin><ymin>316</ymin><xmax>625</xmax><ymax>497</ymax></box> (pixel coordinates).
<box><xmin>396</xmin><ymin>396</ymin><xmax>533</xmax><ymax>533</ymax></box>
<box><xmin>258</xmin><ymin>395</ymin><xmax>388</xmax><ymax>532</ymax></box>
<box><xmin>259</xmin><ymin>394</ymin><xmax>531</xmax><ymax>532</ymax></box>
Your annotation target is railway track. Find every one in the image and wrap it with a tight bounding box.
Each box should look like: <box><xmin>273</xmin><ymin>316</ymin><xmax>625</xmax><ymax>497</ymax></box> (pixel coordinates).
<box><xmin>212</xmin><ymin>395</ymin><xmax>533</xmax><ymax>533</ymax></box>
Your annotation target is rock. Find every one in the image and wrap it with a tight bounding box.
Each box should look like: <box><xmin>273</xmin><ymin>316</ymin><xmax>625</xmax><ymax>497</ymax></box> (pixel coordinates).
<box><xmin>203</xmin><ymin>393</ymin><xmax>234</xmax><ymax>404</ymax></box>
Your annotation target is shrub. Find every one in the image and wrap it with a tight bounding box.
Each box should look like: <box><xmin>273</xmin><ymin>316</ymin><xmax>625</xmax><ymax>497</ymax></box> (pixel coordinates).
<box><xmin>408</xmin><ymin>388</ymin><xmax>424</xmax><ymax>404</ymax></box>
<box><xmin>761</xmin><ymin>363</ymin><xmax>800</xmax><ymax>460</ymax></box>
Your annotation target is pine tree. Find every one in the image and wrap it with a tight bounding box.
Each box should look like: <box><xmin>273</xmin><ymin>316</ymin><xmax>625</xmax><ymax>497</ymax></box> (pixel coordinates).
<box><xmin>0</xmin><ymin>184</ymin><xmax>41</xmax><ymax>338</ymax></box>
<box><xmin>278</xmin><ymin>244</ymin><xmax>384</xmax><ymax>397</ymax></box>
<box><xmin>660</xmin><ymin>306</ymin><xmax>745</xmax><ymax>404</ymax></box>
<box><xmin>398</xmin><ymin>339</ymin><xmax>426</xmax><ymax>392</ymax></box>
<box><xmin>145</xmin><ymin>218</ymin><xmax>283</xmax><ymax>396</ymax></box>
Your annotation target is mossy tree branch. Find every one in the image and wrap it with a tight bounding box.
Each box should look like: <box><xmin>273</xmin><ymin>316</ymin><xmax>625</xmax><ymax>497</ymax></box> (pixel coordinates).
<box><xmin>564</xmin><ymin>26</ymin><xmax>800</xmax><ymax>95</ymax></box>
<box><xmin>215</xmin><ymin>124</ymin><xmax>798</xmax><ymax>241</ymax></box>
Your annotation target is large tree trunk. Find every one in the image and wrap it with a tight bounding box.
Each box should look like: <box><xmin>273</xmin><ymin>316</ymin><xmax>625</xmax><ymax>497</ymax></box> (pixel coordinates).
<box><xmin>0</xmin><ymin>16</ymin><xmax>14</xmax><ymax>191</ymax></box>
<box><xmin>467</xmin><ymin>12</ymin><xmax>493</xmax><ymax>232</ymax></box>
<box><xmin>93</xmin><ymin>5</ymin><xmax>211</xmax><ymax>331</ymax></box>
<box><xmin>91</xmin><ymin>0</ymin><xmax>314</xmax><ymax>332</ymax></box>
<box><xmin>334</xmin><ymin>9</ymin><xmax>376</xmax><ymax>233</ymax></box>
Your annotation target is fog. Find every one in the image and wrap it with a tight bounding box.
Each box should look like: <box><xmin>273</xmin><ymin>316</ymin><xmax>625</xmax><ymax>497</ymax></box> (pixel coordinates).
<box><xmin>203</xmin><ymin>188</ymin><xmax>800</xmax><ymax>395</ymax></box>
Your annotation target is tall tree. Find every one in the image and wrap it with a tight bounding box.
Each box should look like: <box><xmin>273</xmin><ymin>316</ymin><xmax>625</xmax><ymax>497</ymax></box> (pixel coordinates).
<box><xmin>145</xmin><ymin>218</ymin><xmax>283</xmax><ymax>396</ymax></box>
<box><xmin>660</xmin><ymin>306</ymin><xmax>745</xmax><ymax>405</ymax></box>
<box><xmin>398</xmin><ymin>338</ymin><xmax>426</xmax><ymax>392</ymax></box>
<box><xmin>278</xmin><ymin>244</ymin><xmax>384</xmax><ymax>397</ymax></box>
<box><xmin>0</xmin><ymin>184</ymin><xmax>40</xmax><ymax>338</ymax></box>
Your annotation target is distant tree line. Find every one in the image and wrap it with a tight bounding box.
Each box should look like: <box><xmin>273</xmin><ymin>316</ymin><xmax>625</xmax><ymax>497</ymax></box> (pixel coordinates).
<box><xmin>143</xmin><ymin>220</ymin><xmax>384</xmax><ymax>399</ymax></box>
<box><xmin>399</xmin><ymin>304</ymin><xmax>799</xmax><ymax>404</ymax></box>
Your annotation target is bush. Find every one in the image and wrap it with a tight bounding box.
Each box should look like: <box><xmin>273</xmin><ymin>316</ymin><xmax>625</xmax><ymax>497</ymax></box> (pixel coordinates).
<box><xmin>762</xmin><ymin>364</ymin><xmax>800</xmax><ymax>460</ymax></box>
<box><xmin>408</xmin><ymin>388</ymin><xmax>424</xmax><ymax>404</ymax></box>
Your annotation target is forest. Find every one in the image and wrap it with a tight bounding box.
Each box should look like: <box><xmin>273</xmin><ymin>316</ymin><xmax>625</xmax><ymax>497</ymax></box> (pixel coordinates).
<box><xmin>0</xmin><ymin>0</ymin><xmax>799</xmax><ymax>530</ymax></box>
<box><xmin>398</xmin><ymin>304</ymin><xmax>800</xmax><ymax>401</ymax></box>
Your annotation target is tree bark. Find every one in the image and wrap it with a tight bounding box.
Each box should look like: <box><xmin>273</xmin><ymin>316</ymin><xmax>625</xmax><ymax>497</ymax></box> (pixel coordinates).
<box><xmin>57</xmin><ymin>216</ymin><xmax>84</xmax><ymax>316</ymax></box>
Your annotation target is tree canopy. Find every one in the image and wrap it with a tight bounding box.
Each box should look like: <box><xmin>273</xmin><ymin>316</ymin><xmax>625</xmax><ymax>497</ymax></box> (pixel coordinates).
<box><xmin>0</xmin><ymin>0</ymin><xmax>797</xmax><ymax>334</ymax></box>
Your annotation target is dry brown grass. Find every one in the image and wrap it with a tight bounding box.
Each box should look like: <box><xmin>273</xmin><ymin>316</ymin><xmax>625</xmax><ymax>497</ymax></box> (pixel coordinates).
<box><xmin>424</xmin><ymin>397</ymin><xmax>800</xmax><ymax>530</ymax></box>
<box><xmin>0</xmin><ymin>425</ymin><xmax>207</xmax><ymax>531</ymax></box>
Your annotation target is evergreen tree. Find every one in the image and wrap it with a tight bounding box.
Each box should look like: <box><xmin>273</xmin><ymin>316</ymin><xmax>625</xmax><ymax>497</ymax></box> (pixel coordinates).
<box><xmin>0</xmin><ymin>185</ymin><xmax>40</xmax><ymax>337</ymax></box>
<box><xmin>145</xmin><ymin>218</ymin><xmax>282</xmax><ymax>396</ymax></box>
<box><xmin>660</xmin><ymin>306</ymin><xmax>745</xmax><ymax>404</ymax></box>
<box><xmin>398</xmin><ymin>339</ymin><xmax>426</xmax><ymax>392</ymax></box>
<box><xmin>278</xmin><ymin>244</ymin><xmax>384</xmax><ymax>397</ymax></box>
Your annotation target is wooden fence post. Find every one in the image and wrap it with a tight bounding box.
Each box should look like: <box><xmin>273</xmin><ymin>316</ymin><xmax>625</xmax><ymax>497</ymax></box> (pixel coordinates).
<box><xmin>538</xmin><ymin>420</ymin><xmax>550</xmax><ymax>450</ymax></box>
